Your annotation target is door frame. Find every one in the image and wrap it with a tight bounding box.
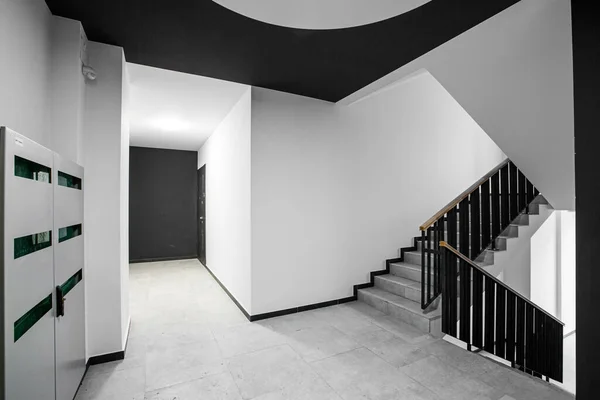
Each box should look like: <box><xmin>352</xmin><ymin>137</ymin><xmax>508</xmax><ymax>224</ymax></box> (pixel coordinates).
<box><xmin>197</xmin><ymin>164</ymin><xmax>206</xmax><ymax>266</ymax></box>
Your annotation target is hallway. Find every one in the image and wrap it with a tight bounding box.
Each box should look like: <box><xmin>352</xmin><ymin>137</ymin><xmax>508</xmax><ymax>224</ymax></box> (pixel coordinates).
<box><xmin>75</xmin><ymin>260</ymin><xmax>573</xmax><ymax>400</ymax></box>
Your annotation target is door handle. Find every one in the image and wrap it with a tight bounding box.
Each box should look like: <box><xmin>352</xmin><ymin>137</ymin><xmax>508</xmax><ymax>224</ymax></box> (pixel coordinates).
<box><xmin>56</xmin><ymin>286</ymin><xmax>65</xmax><ymax>317</ymax></box>
<box><xmin>199</xmin><ymin>217</ymin><xmax>204</xmax><ymax>220</ymax></box>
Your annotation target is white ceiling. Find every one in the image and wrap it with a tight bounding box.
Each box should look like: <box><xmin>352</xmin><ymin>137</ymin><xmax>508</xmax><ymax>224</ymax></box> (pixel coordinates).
<box><xmin>212</xmin><ymin>0</ymin><xmax>431</xmax><ymax>30</ymax></box>
<box><xmin>127</xmin><ymin>63</ymin><xmax>249</xmax><ymax>151</ymax></box>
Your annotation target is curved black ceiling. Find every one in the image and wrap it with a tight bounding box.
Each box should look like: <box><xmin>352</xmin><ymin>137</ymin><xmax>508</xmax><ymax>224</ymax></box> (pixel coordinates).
<box><xmin>45</xmin><ymin>0</ymin><xmax>520</xmax><ymax>102</ymax></box>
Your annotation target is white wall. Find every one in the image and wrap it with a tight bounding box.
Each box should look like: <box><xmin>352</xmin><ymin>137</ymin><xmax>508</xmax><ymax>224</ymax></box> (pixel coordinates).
<box><xmin>527</xmin><ymin>209</ymin><xmax>558</xmax><ymax>308</ymax></box>
<box><xmin>83</xmin><ymin>41</ymin><xmax>129</xmax><ymax>357</ymax></box>
<box><xmin>250</xmin><ymin>71</ymin><xmax>505</xmax><ymax>314</ymax></box>
<box><xmin>341</xmin><ymin>0</ymin><xmax>574</xmax><ymax>211</ymax></box>
<box><xmin>530</xmin><ymin>210</ymin><xmax>576</xmax><ymax>333</ymax></box>
<box><xmin>559</xmin><ymin>211</ymin><xmax>576</xmax><ymax>333</ymax></box>
<box><xmin>49</xmin><ymin>16</ymin><xmax>86</xmax><ymax>164</ymax></box>
<box><xmin>0</xmin><ymin>0</ymin><xmax>53</xmax><ymax>145</ymax></box>
<box><xmin>197</xmin><ymin>88</ymin><xmax>252</xmax><ymax>313</ymax></box>
<box><xmin>120</xmin><ymin>58</ymin><xmax>131</xmax><ymax>343</ymax></box>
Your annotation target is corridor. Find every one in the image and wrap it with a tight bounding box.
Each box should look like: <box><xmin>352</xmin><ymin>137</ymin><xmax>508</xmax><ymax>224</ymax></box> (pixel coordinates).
<box><xmin>75</xmin><ymin>259</ymin><xmax>572</xmax><ymax>400</ymax></box>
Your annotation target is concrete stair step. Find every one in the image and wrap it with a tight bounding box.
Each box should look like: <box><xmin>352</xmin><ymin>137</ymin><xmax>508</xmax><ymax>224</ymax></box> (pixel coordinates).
<box><xmin>374</xmin><ymin>274</ymin><xmax>422</xmax><ymax>303</ymax></box>
<box><xmin>357</xmin><ymin>287</ymin><xmax>441</xmax><ymax>334</ymax></box>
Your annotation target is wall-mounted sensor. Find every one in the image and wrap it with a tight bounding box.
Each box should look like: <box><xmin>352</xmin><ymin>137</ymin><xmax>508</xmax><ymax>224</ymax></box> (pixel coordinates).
<box><xmin>82</xmin><ymin>64</ymin><xmax>97</xmax><ymax>81</ymax></box>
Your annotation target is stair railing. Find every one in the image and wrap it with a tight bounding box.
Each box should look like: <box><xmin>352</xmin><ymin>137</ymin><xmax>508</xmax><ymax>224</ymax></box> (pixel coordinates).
<box><xmin>440</xmin><ymin>241</ymin><xmax>564</xmax><ymax>382</ymax></box>
<box><xmin>419</xmin><ymin>159</ymin><xmax>539</xmax><ymax>310</ymax></box>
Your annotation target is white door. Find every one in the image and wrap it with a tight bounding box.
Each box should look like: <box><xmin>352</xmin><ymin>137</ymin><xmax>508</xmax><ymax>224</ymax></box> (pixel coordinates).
<box><xmin>53</xmin><ymin>154</ymin><xmax>85</xmax><ymax>400</ymax></box>
<box><xmin>2</xmin><ymin>127</ymin><xmax>56</xmax><ymax>400</ymax></box>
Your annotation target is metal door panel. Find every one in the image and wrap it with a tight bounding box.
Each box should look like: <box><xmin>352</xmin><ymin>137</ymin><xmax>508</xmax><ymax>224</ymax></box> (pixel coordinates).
<box><xmin>53</xmin><ymin>152</ymin><xmax>85</xmax><ymax>400</ymax></box>
<box><xmin>2</xmin><ymin>127</ymin><xmax>56</xmax><ymax>400</ymax></box>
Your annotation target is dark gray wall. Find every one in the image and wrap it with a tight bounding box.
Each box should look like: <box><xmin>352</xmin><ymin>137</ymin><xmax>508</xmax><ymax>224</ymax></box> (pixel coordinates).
<box><xmin>129</xmin><ymin>146</ymin><xmax>197</xmax><ymax>262</ymax></box>
<box><xmin>573</xmin><ymin>2</ymin><xmax>599</xmax><ymax>398</ymax></box>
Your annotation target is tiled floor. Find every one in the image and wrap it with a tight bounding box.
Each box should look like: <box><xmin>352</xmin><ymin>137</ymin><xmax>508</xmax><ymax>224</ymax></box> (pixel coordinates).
<box><xmin>75</xmin><ymin>259</ymin><xmax>574</xmax><ymax>400</ymax></box>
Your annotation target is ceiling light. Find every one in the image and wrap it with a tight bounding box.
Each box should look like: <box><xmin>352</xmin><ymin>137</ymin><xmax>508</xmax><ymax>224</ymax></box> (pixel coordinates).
<box><xmin>150</xmin><ymin>116</ymin><xmax>192</xmax><ymax>133</ymax></box>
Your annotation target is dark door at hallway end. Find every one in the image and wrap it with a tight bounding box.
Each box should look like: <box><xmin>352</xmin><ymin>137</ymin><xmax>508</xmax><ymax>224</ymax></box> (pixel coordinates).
<box><xmin>198</xmin><ymin>165</ymin><xmax>206</xmax><ymax>265</ymax></box>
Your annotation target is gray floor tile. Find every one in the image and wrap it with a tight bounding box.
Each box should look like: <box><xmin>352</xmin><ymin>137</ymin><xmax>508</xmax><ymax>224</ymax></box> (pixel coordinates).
<box><xmin>144</xmin><ymin>372</ymin><xmax>242</xmax><ymax>400</ymax></box>
<box><xmin>365</xmin><ymin>337</ymin><xmax>429</xmax><ymax>367</ymax></box>
<box><xmin>285</xmin><ymin>325</ymin><xmax>361</xmax><ymax>362</ymax></box>
<box><xmin>227</xmin><ymin>345</ymin><xmax>339</xmax><ymax>400</ymax></box>
<box><xmin>311</xmin><ymin>347</ymin><xmax>440</xmax><ymax>400</ymax></box>
<box><xmin>145</xmin><ymin>338</ymin><xmax>227</xmax><ymax>391</ymax></box>
<box><xmin>76</xmin><ymin>366</ymin><xmax>145</xmax><ymax>399</ymax></box>
<box><xmin>213</xmin><ymin>322</ymin><xmax>288</xmax><ymax>358</ymax></box>
<box><xmin>400</xmin><ymin>355</ymin><xmax>500</xmax><ymax>400</ymax></box>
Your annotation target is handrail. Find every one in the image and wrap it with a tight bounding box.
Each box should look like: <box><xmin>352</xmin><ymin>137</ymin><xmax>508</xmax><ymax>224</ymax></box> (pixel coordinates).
<box><xmin>420</xmin><ymin>158</ymin><xmax>510</xmax><ymax>231</ymax></box>
<box><xmin>439</xmin><ymin>241</ymin><xmax>564</xmax><ymax>326</ymax></box>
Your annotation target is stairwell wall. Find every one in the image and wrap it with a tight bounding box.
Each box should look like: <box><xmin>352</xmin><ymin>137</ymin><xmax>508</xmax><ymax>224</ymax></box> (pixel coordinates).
<box><xmin>340</xmin><ymin>0</ymin><xmax>575</xmax><ymax>211</ymax></box>
<box><xmin>250</xmin><ymin>71</ymin><xmax>505</xmax><ymax>315</ymax></box>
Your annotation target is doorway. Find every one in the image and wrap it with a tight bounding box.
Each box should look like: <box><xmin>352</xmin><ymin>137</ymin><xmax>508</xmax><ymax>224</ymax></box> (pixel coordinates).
<box><xmin>198</xmin><ymin>165</ymin><xmax>206</xmax><ymax>265</ymax></box>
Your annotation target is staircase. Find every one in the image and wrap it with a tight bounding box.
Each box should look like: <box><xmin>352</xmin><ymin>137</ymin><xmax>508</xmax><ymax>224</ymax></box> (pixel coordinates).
<box><xmin>357</xmin><ymin>196</ymin><xmax>549</xmax><ymax>336</ymax></box>
<box><xmin>354</xmin><ymin>159</ymin><xmax>565</xmax><ymax>383</ymax></box>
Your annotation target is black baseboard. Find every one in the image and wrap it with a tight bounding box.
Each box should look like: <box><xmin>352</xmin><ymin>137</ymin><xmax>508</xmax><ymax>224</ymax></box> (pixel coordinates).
<box><xmin>75</xmin><ymin>320</ymin><xmax>131</xmax><ymax>399</ymax></box>
<box><xmin>250</xmin><ymin>296</ymin><xmax>356</xmax><ymax>322</ymax></box>
<box><xmin>200</xmin><ymin>238</ymin><xmax>417</xmax><ymax>323</ymax></box>
<box><xmin>201</xmin><ymin>260</ymin><xmax>251</xmax><ymax>320</ymax></box>
<box><xmin>87</xmin><ymin>318</ymin><xmax>131</xmax><ymax>365</ymax></box>
<box><xmin>200</xmin><ymin>259</ymin><xmax>356</xmax><ymax>322</ymax></box>
<box><xmin>130</xmin><ymin>255</ymin><xmax>198</xmax><ymax>264</ymax></box>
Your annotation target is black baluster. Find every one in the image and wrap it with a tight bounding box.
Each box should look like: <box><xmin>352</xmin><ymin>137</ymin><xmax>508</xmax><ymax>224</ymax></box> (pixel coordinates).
<box><xmin>516</xmin><ymin>299</ymin><xmax>525</xmax><ymax>368</ymax></box>
<box><xmin>442</xmin><ymin>248</ymin><xmax>448</xmax><ymax>334</ymax></box>
<box><xmin>495</xmin><ymin>287</ymin><xmax>506</xmax><ymax>358</ymax></box>
<box><xmin>472</xmin><ymin>269</ymin><xmax>484</xmax><ymax>349</ymax></box>
<box><xmin>421</xmin><ymin>230</ymin><xmax>426</xmax><ymax>306</ymax></box>
<box><xmin>501</xmin><ymin>164</ymin><xmax>510</xmax><ymax>228</ymax></box>
<box><xmin>481</xmin><ymin>179</ymin><xmax>491</xmax><ymax>250</ymax></box>
<box><xmin>459</xmin><ymin>197</ymin><xmax>470</xmax><ymax>258</ymax></box>
<box><xmin>506</xmin><ymin>292</ymin><xmax>516</xmax><ymax>363</ymax></box>
<box><xmin>509</xmin><ymin>162</ymin><xmax>518</xmax><ymax>221</ymax></box>
<box><xmin>448</xmin><ymin>251</ymin><xmax>458</xmax><ymax>337</ymax></box>
<box><xmin>447</xmin><ymin>208</ymin><xmax>457</xmax><ymax>248</ymax></box>
<box><xmin>557</xmin><ymin>324</ymin><xmax>563</xmax><ymax>382</ymax></box>
<box><xmin>526</xmin><ymin>179</ymin><xmax>535</xmax><ymax>206</ymax></box>
<box><xmin>471</xmin><ymin>188</ymin><xmax>481</xmax><ymax>258</ymax></box>
<box><xmin>433</xmin><ymin>220</ymin><xmax>439</xmax><ymax>298</ymax></box>
<box><xmin>538</xmin><ymin>314</ymin><xmax>547</xmax><ymax>378</ymax></box>
<box><xmin>459</xmin><ymin>259</ymin><xmax>471</xmax><ymax>344</ymax></box>
<box><xmin>492</xmin><ymin>172</ymin><xmax>500</xmax><ymax>240</ymax></box>
<box><xmin>525</xmin><ymin>305</ymin><xmax>535</xmax><ymax>373</ymax></box>
<box><xmin>518</xmin><ymin>169</ymin><xmax>526</xmax><ymax>213</ymax></box>
<box><xmin>427</xmin><ymin>227</ymin><xmax>432</xmax><ymax>304</ymax></box>
<box><xmin>484</xmin><ymin>277</ymin><xmax>495</xmax><ymax>353</ymax></box>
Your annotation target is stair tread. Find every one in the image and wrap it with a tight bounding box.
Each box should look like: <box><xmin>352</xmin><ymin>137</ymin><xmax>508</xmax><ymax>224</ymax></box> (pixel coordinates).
<box><xmin>360</xmin><ymin>287</ymin><xmax>441</xmax><ymax>319</ymax></box>
<box><xmin>376</xmin><ymin>274</ymin><xmax>421</xmax><ymax>288</ymax></box>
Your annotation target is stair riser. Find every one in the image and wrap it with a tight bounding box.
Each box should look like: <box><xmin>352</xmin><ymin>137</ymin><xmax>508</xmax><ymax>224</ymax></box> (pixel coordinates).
<box><xmin>374</xmin><ymin>277</ymin><xmax>421</xmax><ymax>302</ymax></box>
<box><xmin>357</xmin><ymin>290</ymin><xmax>439</xmax><ymax>334</ymax></box>
<box><xmin>391</xmin><ymin>263</ymin><xmax>426</xmax><ymax>282</ymax></box>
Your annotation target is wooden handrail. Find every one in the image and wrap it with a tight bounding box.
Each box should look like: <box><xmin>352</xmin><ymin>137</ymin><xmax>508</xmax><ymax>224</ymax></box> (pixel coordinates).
<box><xmin>439</xmin><ymin>241</ymin><xmax>564</xmax><ymax>326</ymax></box>
<box><xmin>420</xmin><ymin>158</ymin><xmax>510</xmax><ymax>231</ymax></box>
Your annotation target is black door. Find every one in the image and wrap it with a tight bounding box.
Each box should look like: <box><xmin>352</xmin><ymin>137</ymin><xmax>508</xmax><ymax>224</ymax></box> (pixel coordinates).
<box><xmin>198</xmin><ymin>165</ymin><xmax>206</xmax><ymax>265</ymax></box>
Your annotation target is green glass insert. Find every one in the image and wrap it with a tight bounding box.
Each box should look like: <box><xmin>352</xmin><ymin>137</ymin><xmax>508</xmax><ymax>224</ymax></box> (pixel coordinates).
<box><xmin>14</xmin><ymin>155</ymin><xmax>51</xmax><ymax>183</ymax></box>
<box><xmin>14</xmin><ymin>231</ymin><xmax>52</xmax><ymax>259</ymax></box>
<box><xmin>58</xmin><ymin>171</ymin><xmax>82</xmax><ymax>190</ymax></box>
<box><xmin>61</xmin><ymin>269</ymin><xmax>83</xmax><ymax>297</ymax></box>
<box><xmin>58</xmin><ymin>224</ymin><xmax>82</xmax><ymax>243</ymax></box>
<box><xmin>14</xmin><ymin>294</ymin><xmax>52</xmax><ymax>342</ymax></box>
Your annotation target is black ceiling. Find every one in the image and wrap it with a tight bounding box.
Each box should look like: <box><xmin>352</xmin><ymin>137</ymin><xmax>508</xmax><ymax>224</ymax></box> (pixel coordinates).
<box><xmin>45</xmin><ymin>0</ymin><xmax>520</xmax><ymax>102</ymax></box>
